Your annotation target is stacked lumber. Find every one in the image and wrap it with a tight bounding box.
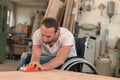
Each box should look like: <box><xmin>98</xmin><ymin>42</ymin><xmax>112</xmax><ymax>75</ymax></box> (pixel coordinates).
<box><xmin>63</xmin><ymin>0</ymin><xmax>77</xmax><ymax>33</ymax></box>
<box><xmin>44</xmin><ymin>0</ymin><xmax>78</xmax><ymax>33</ymax></box>
<box><xmin>44</xmin><ymin>0</ymin><xmax>66</xmax><ymax>27</ymax></box>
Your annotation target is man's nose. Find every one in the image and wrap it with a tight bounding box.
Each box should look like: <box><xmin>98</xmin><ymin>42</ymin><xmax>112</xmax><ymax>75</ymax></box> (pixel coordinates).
<box><xmin>43</xmin><ymin>37</ymin><xmax>48</xmax><ymax>41</ymax></box>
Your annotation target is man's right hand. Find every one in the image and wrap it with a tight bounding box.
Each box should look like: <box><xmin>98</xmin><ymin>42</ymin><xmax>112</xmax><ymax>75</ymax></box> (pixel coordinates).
<box><xmin>19</xmin><ymin>61</ymin><xmax>44</xmax><ymax>72</ymax></box>
<box><xmin>28</xmin><ymin>61</ymin><xmax>44</xmax><ymax>71</ymax></box>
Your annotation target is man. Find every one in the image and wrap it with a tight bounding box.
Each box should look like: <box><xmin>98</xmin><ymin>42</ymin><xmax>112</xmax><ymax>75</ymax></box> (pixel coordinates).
<box><xmin>17</xmin><ymin>17</ymin><xmax>77</xmax><ymax>71</ymax></box>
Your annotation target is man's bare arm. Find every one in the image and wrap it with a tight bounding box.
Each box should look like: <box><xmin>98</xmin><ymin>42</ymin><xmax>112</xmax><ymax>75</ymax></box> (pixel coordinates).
<box><xmin>30</xmin><ymin>45</ymin><xmax>42</xmax><ymax>63</ymax></box>
<box><xmin>41</xmin><ymin>45</ymin><xmax>72</xmax><ymax>70</ymax></box>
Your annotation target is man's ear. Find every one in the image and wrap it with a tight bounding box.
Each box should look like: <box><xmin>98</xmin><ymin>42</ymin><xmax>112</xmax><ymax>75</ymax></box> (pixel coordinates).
<box><xmin>56</xmin><ymin>28</ymin><xmax>60</xmax><ymax>35</ymax></box>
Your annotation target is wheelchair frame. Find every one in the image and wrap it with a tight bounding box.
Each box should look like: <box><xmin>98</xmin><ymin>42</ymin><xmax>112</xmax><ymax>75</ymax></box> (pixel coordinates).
<box><xmin>60</xmin><ymin>36</ymin><xmax>98</xmax><ymax>74</ymax></box>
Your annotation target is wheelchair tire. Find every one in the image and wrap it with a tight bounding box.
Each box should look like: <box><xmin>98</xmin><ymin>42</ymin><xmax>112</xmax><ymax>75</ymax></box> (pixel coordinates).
<box><xmin>60</xmin><ymin>58</ymin><xmax>98</xmax><ymax>74</ymax></box>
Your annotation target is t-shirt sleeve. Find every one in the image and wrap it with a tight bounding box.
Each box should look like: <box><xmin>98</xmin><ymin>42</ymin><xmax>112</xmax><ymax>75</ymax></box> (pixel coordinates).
<box><xmin>32</xmin><ymin>29</ymin><xmax>42</xmax><ymax>45</ymax></box>
<box><xmin>61</xmin><ymin>31</ymin><xmax>74</xmax><ymax>46</ymax></box>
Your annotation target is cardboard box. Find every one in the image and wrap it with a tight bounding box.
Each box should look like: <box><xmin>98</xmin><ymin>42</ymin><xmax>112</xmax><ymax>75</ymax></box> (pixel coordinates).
<box><xmin>13</xmin><ymin>44</ymin><xmax>27</xmax><ymax>55</ymax></box>
<box><xmin>16</xmin><ymin>23</ymin><xmax>31</xmax><ymax>37</ymax></box>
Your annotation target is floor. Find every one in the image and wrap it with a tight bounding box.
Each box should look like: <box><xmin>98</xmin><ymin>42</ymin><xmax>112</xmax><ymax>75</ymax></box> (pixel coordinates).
<box><xmin>0</xmin><ymin>59</ymin><xmax>19</xmax><ymax>71</ymax></box>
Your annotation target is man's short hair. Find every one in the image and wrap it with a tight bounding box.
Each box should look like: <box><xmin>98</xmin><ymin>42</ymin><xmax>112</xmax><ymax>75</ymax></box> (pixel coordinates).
<box><xmin>42</xmin><ymin>17</ymin><xmax>58</xmax><ymax>33</ymax></box>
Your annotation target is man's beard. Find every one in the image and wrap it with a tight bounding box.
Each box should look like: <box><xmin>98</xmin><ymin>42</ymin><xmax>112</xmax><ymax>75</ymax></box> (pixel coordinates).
<box><xmin>44</xmin><ymin>41</ymin><xmax>52</xmax><ymax>44</ymax></box>
<box><xmin>44</xmin><ymin>37</ymin><xmax>55</xmax><ymax>45</ymax></box>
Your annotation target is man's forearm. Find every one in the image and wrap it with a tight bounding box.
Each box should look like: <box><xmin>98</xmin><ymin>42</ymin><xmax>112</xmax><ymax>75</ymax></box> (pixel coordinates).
<box><xmin>42</xmin><ymin>46</ymin><xmax>71</xmax><ymax>70</ymax></box>
<box><xmin>31</xmin><ymin>45</ymin><xmax>42</xmax><ymax>62</ymax></box>
<box><xmin>31</xmin><ymin>53</ymin><xmax>40</xmax><ymax>62</ymax></box>
<box><xmin>41</xmin><ymin>57</ymin><xmax>64</xmax><ymax>70</ymax></box>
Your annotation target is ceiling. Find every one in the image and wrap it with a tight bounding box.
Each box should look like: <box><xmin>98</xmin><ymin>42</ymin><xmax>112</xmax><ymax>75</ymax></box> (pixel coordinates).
<box><xmin>10</xmin><ymin>0</ymin><xmax>49</xmax><ymax>3</ymax></box>
<box><xmin>3</xmin><ymin>0</ymin><xmax>49</xmax><ymax>6</ymax></box>
<box><xmin>6</xmin><ymin>0</ymin><xmax>49</xmax><ymax>4</ymax></box>
<box><xmin>3</xmin><ymin>0</ymin><xmax>49</xmax><ymax>9</ymax></box>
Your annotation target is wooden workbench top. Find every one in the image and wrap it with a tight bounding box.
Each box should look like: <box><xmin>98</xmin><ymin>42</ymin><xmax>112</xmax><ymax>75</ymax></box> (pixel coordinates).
<box><xmin>0</xmin><ymin>69</ymin><xmax>119</xmax><ymax>80</ymax></box>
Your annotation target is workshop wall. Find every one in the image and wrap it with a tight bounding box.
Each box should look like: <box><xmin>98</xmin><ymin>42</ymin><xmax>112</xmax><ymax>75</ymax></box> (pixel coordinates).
<box><xmin>16</xmin><ymin>7</ymin><xmax>44</xmax><ymax>25</ymax></box>
<box><xmin>78</xmin><ymin>0</ymin><xmax>120</xmax><ymax>39</ymax></box>
<box><xmin>78</xmin><ymin>0</ymin><xmax>120</xmax><ymax>69</ymax></box>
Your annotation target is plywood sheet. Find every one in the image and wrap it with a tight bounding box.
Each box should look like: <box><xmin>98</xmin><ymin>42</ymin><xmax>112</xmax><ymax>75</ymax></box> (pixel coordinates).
<box><xmin>57</xmin><ymin>3</ymin><xmax>66</xmax><ymax>26</ymax></box>
<box><xmin>0</xmin><ymin>70</ymin><xmax>119</xmax><ymax>80</ymax></box>
<box><xmin>69</xmin><ymin>0</ymin><xmax>77</xmax><ymax>32</ymax></box>
<box><xmin>44</xmin><ymin>0</ymin><xmax>64</xmax><ymax>19</ymax></box>
<box><xmin>63</xmin><ymin>0</ymin><xmax>74</xmax><ymax>30</ymax></box>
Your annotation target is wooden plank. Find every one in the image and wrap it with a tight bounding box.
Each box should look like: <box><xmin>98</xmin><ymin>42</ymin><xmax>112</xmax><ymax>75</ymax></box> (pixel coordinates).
<box><xmin>44</xmin><ymin>0</ymin><xmax>64</xmax><ymax>19</ymax></box>
<box><xmin>57</xmin><ymin>3</ymin><xmax>66</xmax><ymax>26</ymax></box>
<box><xmin>69</xmin><ymin>0</ymin><xmax>77</xmax><ymax>32</ymax></box>
<box><xmin>44</xmin><ymin>0</ymin><xmax>53</xmax><ymax>18</ymax></box>
<box><xmin>62</xmin><ymin>0</ymin><xmax>69</xmax><ymax>27</ymax></box>
<box><xmin>0</xmin><ymin>70</ymin><xmax>119</xmax><ymax>80</ymax></box>
<box><xmin>63</xmin><ymin>0</ymin><xmax>74</xmax><ymax>30</ymax></box>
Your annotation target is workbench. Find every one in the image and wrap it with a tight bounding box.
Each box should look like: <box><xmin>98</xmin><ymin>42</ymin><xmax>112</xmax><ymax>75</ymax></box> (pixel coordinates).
<box><xmin>0</xmin><ymin>69</ymin><xmax>119</xmax><ymax>80</ymax></box>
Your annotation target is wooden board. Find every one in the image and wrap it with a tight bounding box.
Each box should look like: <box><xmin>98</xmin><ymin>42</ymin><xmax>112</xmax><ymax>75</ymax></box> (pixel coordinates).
<box><xmin>69</xmin><ymin>0</ymin><xmax>77</xmax><ymax>32</ymax></box>
<box><xmin>44</xmin><ymin>0</ymin><xmax>64</xmax><ymax>19</ymax></box>
<box><xmin>0</xmin><ymin>69</ymin><xmax>119</xmax><ymax>80</ymax></box>
<box><xmin>57</xmin><ymin>3</ymin><xmax>66</xmax><ymax>26</ymax></box>
<box><xmin>65</xmin><ymin>0</ymin><xmax>74</xmax><ymax>30</ymax></box>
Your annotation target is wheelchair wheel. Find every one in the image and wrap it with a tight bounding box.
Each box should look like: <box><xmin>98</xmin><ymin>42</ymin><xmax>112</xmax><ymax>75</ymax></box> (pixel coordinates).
<box><xmin>60</xmin><ymin>58</ymin><xmax>98</xmax><ymax>74</ymax></box>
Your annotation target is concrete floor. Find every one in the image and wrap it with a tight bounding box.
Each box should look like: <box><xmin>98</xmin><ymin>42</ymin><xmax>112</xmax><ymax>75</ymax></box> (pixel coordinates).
<box><xmin>0</xmin><ymin>59</ymin><xmax>19</xmax><ymax>71</ymax></box>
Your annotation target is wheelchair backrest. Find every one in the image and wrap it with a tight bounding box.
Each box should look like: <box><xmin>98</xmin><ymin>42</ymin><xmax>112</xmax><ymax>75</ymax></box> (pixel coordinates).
<box><xmin>75</xmin><ymin>37</ymin><xmax>86</xmax><ymax>58</ymax></box>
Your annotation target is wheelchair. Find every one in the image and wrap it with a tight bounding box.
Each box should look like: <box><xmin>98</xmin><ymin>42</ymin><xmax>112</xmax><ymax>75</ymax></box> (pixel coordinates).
<box><xmin>60</xmin><ymin>37</ymin><xmax>98</xmax><ymax>74</ymax></box>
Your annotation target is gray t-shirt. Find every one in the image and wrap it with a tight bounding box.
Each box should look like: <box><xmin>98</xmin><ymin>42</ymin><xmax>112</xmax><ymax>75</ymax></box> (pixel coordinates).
<box><xmin>32</xmin><ymin>27</ymin><xmax>77</xmax><ymax>57</ymax></box>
